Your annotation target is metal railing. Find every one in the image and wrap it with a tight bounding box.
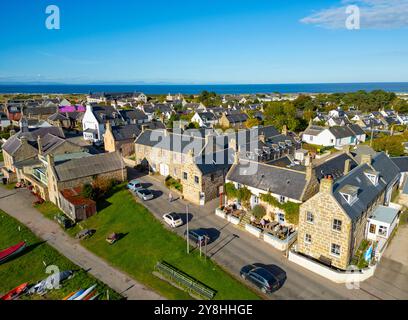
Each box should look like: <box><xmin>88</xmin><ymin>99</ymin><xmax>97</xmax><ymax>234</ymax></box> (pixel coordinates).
<box><xmin>155</xmin><ymin>261</ymin><xmax>216</xmax><ymax>300</ymax></box>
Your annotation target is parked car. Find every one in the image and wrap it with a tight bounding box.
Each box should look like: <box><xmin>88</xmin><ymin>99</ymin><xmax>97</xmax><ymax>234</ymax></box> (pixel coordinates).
<box><xmin>75</xmin><ymin>229</ymin><xmax>95</xmax><ymax>240</ymax></box>
<box><xmin>127</xmin><ymin>179</ymin><xmax>143</xmax><ymax>192</ymax></box>
<box><xmin>163</xmin><ymin>212</ymin><xmax>183</xmax><ymax>228</ymax></box>
<box><xmin>135</xmin><ymin>189</ymin><xmax>154</xmax><ymax>201</ymax></box>
<box><xmin>239</xmin><ymin>265</ymin><xmax>280</xmax><ymax>294</ymax></box>
<box><xmin>184</xmin><ymin>229</ymin><xmax>210</xmax><ymax>246</ymax></box>
<box><xmin>54</xmin><ymin>214</ymin><xmax>74</xmax><ymax>229</ymax></box>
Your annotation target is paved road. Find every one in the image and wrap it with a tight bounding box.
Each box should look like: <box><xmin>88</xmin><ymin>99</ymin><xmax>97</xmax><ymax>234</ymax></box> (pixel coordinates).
<box><xmin>130</xmin><ymin>169</ymin><xmax>378</xmax><ymax>300</ymax></box>
<box><xmin>0</xmin><ymin>187</ymin><xmax>164</xmax><ymax>300</ymax></box>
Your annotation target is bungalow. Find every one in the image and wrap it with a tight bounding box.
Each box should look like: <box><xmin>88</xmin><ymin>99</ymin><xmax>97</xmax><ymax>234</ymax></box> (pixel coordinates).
<box><xmin>191</xmin><ymin>112</ymin><xmax>219</xmax><ymax>128</ymax></box>
<box><xmin>302</xmin><ymin>124</ymin><xmax>365</xmax><ymax>148</ymax></box>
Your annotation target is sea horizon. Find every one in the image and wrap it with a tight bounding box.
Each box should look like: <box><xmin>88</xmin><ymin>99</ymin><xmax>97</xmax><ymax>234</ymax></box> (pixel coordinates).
<box><xmin>1</xmin><ymin>82</ymin><xmax>408</xmax><ymax>95</ymax></box>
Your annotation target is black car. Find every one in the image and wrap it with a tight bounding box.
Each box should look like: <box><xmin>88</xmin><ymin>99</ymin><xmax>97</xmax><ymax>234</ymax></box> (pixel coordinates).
<box><xmin>240</xmin><ymin>265</ymin><xmax>280</xmax><ymax>294</ymax></box>
<box><xmin>184</xmin><ymin>229</ymin><xmax>210</xmax><ymax>246</ymax></box>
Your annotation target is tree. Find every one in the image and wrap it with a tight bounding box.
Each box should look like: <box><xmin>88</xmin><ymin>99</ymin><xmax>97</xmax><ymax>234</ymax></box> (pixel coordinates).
<box><xmin>245</xmin><ymin>118</ymin><xmax>260</xmax><ymax>128</ymax></box>
<box><xmin>251</xmin><ymin>205</ymin><xmax>266</xmax><ymax>219</ymax></box>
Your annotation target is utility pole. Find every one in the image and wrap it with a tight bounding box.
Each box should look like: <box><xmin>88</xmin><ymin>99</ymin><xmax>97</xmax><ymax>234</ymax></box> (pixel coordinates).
<box><xmin>186</xmin><ymin>205</ymin><xmax>190</xmax><ymax>254</ymax></box>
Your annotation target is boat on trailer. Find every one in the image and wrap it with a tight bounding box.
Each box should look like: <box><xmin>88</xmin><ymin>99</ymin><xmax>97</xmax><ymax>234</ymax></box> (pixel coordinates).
<box><xmin>1</xmin><ymin>283</ymin><xmax>29</xmax><ymax>300</ymax></box>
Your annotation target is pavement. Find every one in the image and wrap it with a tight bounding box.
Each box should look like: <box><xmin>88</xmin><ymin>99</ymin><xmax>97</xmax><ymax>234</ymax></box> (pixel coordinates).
<box><xmin>359</xmin><ymin>222</ymin><xmax>408</xmax><ymax>300</ymax></box>
<box><xmin>129</xmin><ymin>169</ymin><xmax>380</xmax><ymax>300</ymax></box>
<box><xmin>0</xmin><ymin>186</ymin><xmax>164</xmax><ymax>300</ymax></box>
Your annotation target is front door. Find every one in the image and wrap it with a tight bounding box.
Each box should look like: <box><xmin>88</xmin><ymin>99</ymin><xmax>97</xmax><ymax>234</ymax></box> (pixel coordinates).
<box><xmin>159</xmin><ymin>163</ymin><xmax>169</xmax><ymax>176</ymax></box>
<box><xmin>199</xmin><ymin>192</ymin><xmax>205</xmax><ymax>206</ymax></box>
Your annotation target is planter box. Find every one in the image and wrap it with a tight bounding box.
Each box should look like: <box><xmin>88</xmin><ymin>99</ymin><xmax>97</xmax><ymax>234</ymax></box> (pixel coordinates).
<box><xmin>264</xmin><ymin>231</ymin><xmax>298</xmax><ymax>251</ymax></box>
<box><xmin>228</xmin><ymin>215</ymin><xmax>240</xmax><ymax>225</ymax></box>
<box><xmin>245</xmin><ymin>223</ymin><xmax>263</xmax><ymax>238</ymax></box>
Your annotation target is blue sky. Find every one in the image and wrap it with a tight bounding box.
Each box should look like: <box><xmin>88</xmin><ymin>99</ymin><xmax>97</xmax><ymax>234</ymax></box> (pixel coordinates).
<box><xmin>0</xmin><ymin>0</ymin><xmax>407</xmax><ymax>84</ymax></box>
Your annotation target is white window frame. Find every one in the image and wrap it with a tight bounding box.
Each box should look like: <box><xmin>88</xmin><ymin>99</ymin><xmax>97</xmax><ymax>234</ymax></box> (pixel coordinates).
<box><xmin>330</xmin><ymin>243</ymin><xmax>341</xmax><ymax>257</ymax></box>
<box><xmin>306</xmin><ymin>211</ymin><xmax>314</xmax><ymax>224</ymax></box>
<box><xmin>332</xmin><ymin>219</ymin><xmax>342</xmax><ymax>232</ymax></box>
<box><xmin>304</xmin><ymin>233</ymin><xmax>312</xmax><ymax>244</ymax></box>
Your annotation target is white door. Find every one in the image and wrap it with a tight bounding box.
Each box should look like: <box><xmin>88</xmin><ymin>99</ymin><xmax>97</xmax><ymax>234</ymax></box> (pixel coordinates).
<box><xmin>159</xmin><ymin>164</ymin><xmax>169</xmax><ymax>176</ymax></box>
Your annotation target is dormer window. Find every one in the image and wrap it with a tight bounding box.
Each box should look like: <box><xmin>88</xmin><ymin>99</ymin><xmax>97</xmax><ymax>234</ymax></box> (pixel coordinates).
<box><xmin>339</xmin><ymin>185</ymin><xmax>359</xmax><ymax>205</ymax></box>
<box><xmin>365</xmin><ymin>170</ymin><xmax>379</xmax><ymax>186</ymax></box>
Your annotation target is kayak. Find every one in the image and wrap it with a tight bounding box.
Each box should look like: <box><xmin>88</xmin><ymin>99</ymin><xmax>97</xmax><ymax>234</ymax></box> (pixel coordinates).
<box><xmin>68</xmin><ymin>289</ymin><xmax>84</xmax><ymax>300</ymax></box>
<box><xmin>29</xmin><ymin>270</ymin><xmax>74</xmax><ymax>295</ymax></box>
<box><xmin>63</xmin><ymin>291</ymin><xmax>76</xmax><ymax>300</ymax></box>
<box><xmin>89</xmin><ymin>292</ymin><xmax>100</xmax><ymax>301</ymax></box>
<box><xmin>74</xmin><ymin>284</ymin><xmax>97</xmax><ymax>300</ymax></box>
<box><xmin>83</xmin><ymin>290</ymin><xmax>97</xmax><ymax>301</ymax></box>
<box><xmin>1</xmin><ymin>282</ymin><xmax>29</xmax><ymax>300</ymax></box>
<box><xmin>0</xmin><ymin>241</ymin><xmax>26</xmax><ymax>264</ymax></box>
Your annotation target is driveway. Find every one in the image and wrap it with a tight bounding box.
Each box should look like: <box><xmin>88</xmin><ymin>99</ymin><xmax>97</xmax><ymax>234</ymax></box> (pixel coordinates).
<box><xmin>129</xmin><ymin>169</ymin><xmax>379</xmax><ymax>300</ymax></box>
<box><xmin>0</xmin><ymin>186</ymin><xmax>164</xmax><ymax>300</ymax></box>
<box><xmin>360</xmin><ymin>223</ymin><xmax>408</xmax><ymax>300</ymax></box>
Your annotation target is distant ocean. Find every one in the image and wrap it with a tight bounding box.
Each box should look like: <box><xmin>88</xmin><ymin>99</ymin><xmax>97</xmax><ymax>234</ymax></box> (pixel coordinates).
<box><xmin>1</xmin><ymin>83</ymin><xmax>408</xmax><ymax>95</ymax></box>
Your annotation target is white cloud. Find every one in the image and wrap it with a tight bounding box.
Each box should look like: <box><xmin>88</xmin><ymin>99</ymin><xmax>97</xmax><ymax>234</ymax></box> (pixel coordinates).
<box><xmin>301</xmin><ymin>0</ymin><xmax>408</xmax><ymax>29</ymax></box>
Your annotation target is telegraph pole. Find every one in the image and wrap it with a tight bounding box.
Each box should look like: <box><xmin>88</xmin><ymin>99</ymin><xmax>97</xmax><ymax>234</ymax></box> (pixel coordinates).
<box><xmin>186</xmin><ymin>205</ymin><xmax>190</xmax><ymax>254</ymax></box>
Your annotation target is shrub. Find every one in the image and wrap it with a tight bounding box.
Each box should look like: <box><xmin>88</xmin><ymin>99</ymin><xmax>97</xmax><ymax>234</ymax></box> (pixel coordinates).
<box><xmin>81</xmin><ymin>183</ymin><xmax>94</xmax><ymax>199</ymax></box>
<box><xmin>260</xmin><ymin>193</ymin><xmax>300</xmax><ymax>225</ymax></box>
<box><xmin>251</xmin><ymin>205</ymin><xmax>266</xmax><ymax>219</ymax></box>
<box><xmin>224</xmin><ymin>182</ymin><xmax>238</xmax><ymax>199</ymax></box>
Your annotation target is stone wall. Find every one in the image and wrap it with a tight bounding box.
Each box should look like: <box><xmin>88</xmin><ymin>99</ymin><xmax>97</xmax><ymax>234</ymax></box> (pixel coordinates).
<box><xmin>297</xmin><ymin>191</ymin><xmax>352</xmax><ymax>270</ymax></box>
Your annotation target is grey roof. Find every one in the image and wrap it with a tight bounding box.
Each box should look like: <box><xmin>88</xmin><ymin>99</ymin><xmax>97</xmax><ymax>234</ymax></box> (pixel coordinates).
<box><xmin>41</xmin><ymin>133</ymin><xmax>66</xmax><ymax>154</ymax></box>
<box><xmin>54</xmin><ymin>152</ymin><xmax>124</xmax><ymax>182</ymax></box>
<box><xmin>314</xmin><ymin>152</ymin><xmax>358</xmax><ymax>181</ymax></box>
<box><xmin>351</xmin><ymin>145</ymin><xmax>378</xmax><ymax>164</ymax></box>
<box><xmin>91</xmin><ymin>105</ymin><xmax>117</xmax><ymax>123</ymax></box>
<box><xmin>227</xmin><ymin>160</ymin><xmax>307</xmax><ymax>201</ymax></box>
<box><xmin>328</xmin><ymin>126</ymin><xmax>355</xmax><ymax>139</ymax></box>
<box><xmin>194</xmin><ymin>148</ymin><xmax>234</xmax><ymax>175</ymax></box>
<box><xmin>391</xmin><ymin>156</ymin><xmax>408</xmax><ymax>172</ymax></box>
<box><xmin>332</xmin><ymin>152</ymin><xmax>400</xmax><ymax>221</ymax></box>
<box><xmin>2</xmin><ymin>127</ymin><xmax>65</xmax><ymax>155</ymax></box>
<box><xmin>369</xmin><ymin>205</ymin><xmax>399</xmax><ymax>225</ymax></box>
<box><xmin>135</xmin><ymin>129</ymin><xmax>205</xmax><ymax>154</ymax></box>
<box><xmin>111</xmin><ymin>124</ymin><xmax>141</xmax><ymax>141</ymax></box>
<box><xmin>197</xmin><ymin>112</ymin><xmax>217</xmax><ymax>121</ymax></box>
<box><xmin>48</xmin><ymin>112</ymin><xmax>69</xmax><ymax>121</ymax></box>
<box><xmin>303</xmin><ymin>125</ymin><xmax>325</xmax><ymax>136</ymax></box>
<box><xmin>346</xmin><ymin>123</ymin><xmax>365</xmax><ymax>136</ymax></box>
<box><xmin>120</xmin><ymin>109</ymin><xmax>148</xmax><ymax>122</ymax></box>
<box><xmin>24</xmin><ymin>106</ymin><xmax>57</xmax><ymax>116</ymax></box>
<box><xmin>225</xmin><ymin>113</ymin><xmax>248</xmax><ymax>123</ymax></box>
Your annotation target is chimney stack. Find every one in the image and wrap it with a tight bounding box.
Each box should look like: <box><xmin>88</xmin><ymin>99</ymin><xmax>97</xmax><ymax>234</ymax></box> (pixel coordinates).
<box><xmin>37</xmin><ymin>135</ymin><xmax>42</xmax><ymax>155</ymax></box>
<box><xmin>282</xmin><ymin>125</ymin><xmax>288</xmax><ymax>136</ymax></box>
<box><xmin>360</xmin><ymin>154</ymin><xmax>372</xmax><ymax>165</ymax></box>
<box><xmin>320</xmin><ymin>175</ymin><xmax>333</xmax><ymax>194</ymax></box>
<box><xmin>344</xmin><ymin>159</ymin><xmax>351</xmax><ymax>175</ymax></box>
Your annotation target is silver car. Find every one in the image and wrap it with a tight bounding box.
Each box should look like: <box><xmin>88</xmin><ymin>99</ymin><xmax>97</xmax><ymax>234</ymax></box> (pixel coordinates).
<box><xmin>136</xmin><ymin>189</ymin><xmax>154</xmax><ymax>201</ymax></box>
<box><xmin>163</xmin><ymin>212</ymin><xmax>183</xmax><ymax>228</ymax></box>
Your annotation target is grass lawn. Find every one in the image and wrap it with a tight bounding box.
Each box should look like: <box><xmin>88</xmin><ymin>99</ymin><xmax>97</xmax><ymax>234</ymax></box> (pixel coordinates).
<box><xmin>63</xmin><ymin>186</ymin><xmax>260</xmax><ymax>300</ymax></box>
<box><xmin>0</xmin><ymin>151</ymin><xmax>3</xmax><ymax>162</ymax></box>
<box><xmin>35</xmin><ymin>201</ymin><xmax>64</xmax><ymax>221</ymax></box>
<box><xmin>0</xmin><ymin>210</ymin><xmax>121</xmax><ymax>300</ymax></box>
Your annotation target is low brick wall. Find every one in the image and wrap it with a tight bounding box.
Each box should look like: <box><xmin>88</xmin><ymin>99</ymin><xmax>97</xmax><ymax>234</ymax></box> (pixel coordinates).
<box><xmin>245</xmin><ymin>223</ymin><xmax>263</xmax><ymax>238</ymax></box>
<box><xmin>288</xmin><ymin>250</ymin><xmax>376</xmax><ymax>283</ymax></box>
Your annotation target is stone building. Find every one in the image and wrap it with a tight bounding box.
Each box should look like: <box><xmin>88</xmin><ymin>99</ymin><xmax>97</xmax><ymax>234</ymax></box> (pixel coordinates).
<box><xmin>104</xmin><ymin>122</ymin><xmax>141</xmax><ymax>157</ymax></box>
<box><xmin>219</xmin><ymin>112</ymin><xmax>249</xmax><ymax>129</ymax></box>
<box><xmin>297</xmin><ymin>153</ymin><xmax>400</xmax><ymax>270</ymax></box>
<box><xmin>134</xmin><ymin>128</ymin><xmax>232</xmax><ymax>205</ymax></box>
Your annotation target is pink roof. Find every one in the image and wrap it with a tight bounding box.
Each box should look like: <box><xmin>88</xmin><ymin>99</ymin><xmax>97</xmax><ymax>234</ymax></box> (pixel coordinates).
<box><xmin>59</xmin><ymin>105</ymin><xmax>86</xmax><ymax>113</ymax></box>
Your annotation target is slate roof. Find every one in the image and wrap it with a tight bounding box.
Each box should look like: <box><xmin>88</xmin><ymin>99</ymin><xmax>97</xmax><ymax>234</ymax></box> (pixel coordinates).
<box><xmin>346</xmin><ymin>123</ymin><xmax>365</xmax><ymax>136</ymax></box>
<box><xmin>2</xmin><ymin>127</ymin><xmax>65</xmax><ymax>155</ymax></box>
<box><xmin>332</xmin><ymin>152</ymin><xmax>400</xmax><ymax>221</ymax></box>
<box><xmin>48</xmin><ymin>112</ymin><xmax>69</xmax><ymax>121</ymax></box>
<box><xmin>197</xmin><ymin>112</ymin><xmax>217</xmax><ymax>122</ymax></box>
<box><xmin>303</xmin><ymin>125</ymin><xmax>325</xmax><ymax>136</ymax></box>
<box><xmin>54</xmin><ymin>152</ymin><xmax>124</xmax><ymax>182</ymax></box>
<box><xmin>41</xmin><ymin>133</ymin><xmax>67</xmax><ymax>154</ymax></box>
<box><xmin>227</xmin><ymin>160</ymin><xmax>308</xmax><ymax>201</ymax></box>
<box><xmin>328</xmin><ymin>126</ymin><xmax>355</xmax><ymax>139</ymax></box>
<box><xmin>135</xmin><ymin>129</ymin><xmax>205</xmax><ymax>154</ymax></box>
<box><xmin>120</xmin><ymin>109</ymin><xmax>148</xmax><ymax>122</ymax></box>
<box><xmin>314</xmin><ymin>152</ymin><xmax>358</xmax><ymax>181</ymax></box>
<box><xmin>111</xmin><ymin>124</ymin><xmax>141</xmax><ymax>141</ymax></box>
<box><xmin>91</xmin><ymin>105</ymin><xmax>117</xmax><ymax>123</ymax></box>
<box><xmin>391</xmin><ymin>156</ymin><xmax>408</xmax><ymax>172</ymax></box>
<box><xmin>194</xmin><ymin>148</ymin><xmax>234</xmax><ymax>175</ymax></box>
<box><xmin>225</xmin><ymin>113</ymin><xmax>248</xmax><ymax>123</ymax></box>
<box><xmin>24</xmin><ymin>106</ymin><xmax>57</xmax><ymax>116</ymax></box>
